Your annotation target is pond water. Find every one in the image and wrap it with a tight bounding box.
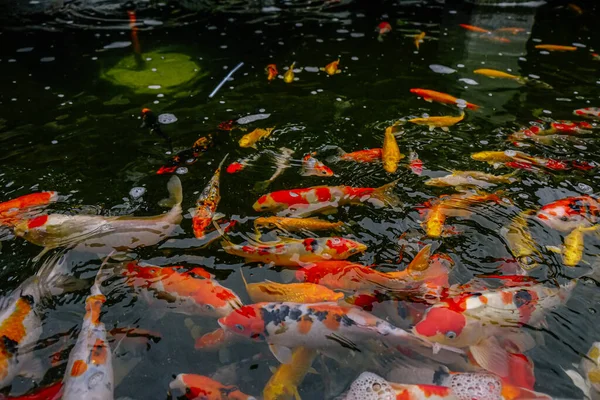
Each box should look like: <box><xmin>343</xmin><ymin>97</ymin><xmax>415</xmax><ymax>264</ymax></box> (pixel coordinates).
<box><xmin>1</xmin><ymin>0</ymin><xmax>600</xmax><ymax>399</ymax></box>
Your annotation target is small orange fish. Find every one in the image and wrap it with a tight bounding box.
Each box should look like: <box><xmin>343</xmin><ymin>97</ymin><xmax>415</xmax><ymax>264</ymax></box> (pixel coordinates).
<box><xmin>339</xmin><ymin>148</ymin><xmax>383</xmax><ymax>163</ymax></box>
<box><xmin>535</xmin><ymin>44</ymin><xmax>577</xmax><ymax>51</ymax></box>
<box><xmin>410</xmin><ymin>88</ymin><xmax>479</xmax><ymax>111</ymax></box>
<box><xmin>0</xmin><ymin>191</ymin><xmax>58</xmax><ymax>227</ymax></box>
<box><xmin>301</xmin><ymin>153</ymin><xmax>334</xmax><ymax>177</ymax></box>
<box><xmin>265</xmin><ymin>64</ymin><xmax>278</xmax><ymax>81</ymax></box>
<box><xmin>480</xmin><ymin>35</ymin><xmax>511</xmax><ymax>44</ymax></box>
<box><xmin>378</xmin><ymin>22</ymin><xmax>392</xmax><ymax>35</ymax></box>
<box><xmin>460</xmin><ymin>24</ymin><xmax>491</xmax><ymax>34</ymax></box>
<box><xmin>414</xmin><ymin>31</ymin><xmax>426</xmax><ymax>50</ymax></box>
<box><xmin>320</xmin><ymin>59</ymin><xmax>341</xmax><ymax>75</ymax></box>
<box><xmin>495</xmin><ymin>27</ymin><xmax>525</xmax><ymax>35</ymax></box>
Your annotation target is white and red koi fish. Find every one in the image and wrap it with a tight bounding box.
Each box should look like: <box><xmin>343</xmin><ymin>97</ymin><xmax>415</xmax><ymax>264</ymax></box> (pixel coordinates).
<box><xmin>222</xmin><ymin>236</ymin><xmax>366</xmax><ymax>267</ymax></box>
<box><xmin>534</xmin><ymin>196</ymin><xmax>600</xmax><ymax>232</ymax></box>
<box><xmin>253</xmin><ymin>181</ymin><xmax>400</xmax><ymax>215</ymax></box>
<box><xmin>408</xmin><ymin>152</ymin><xmax>423</xmax><ymax>175</ymax></box>
<box><xmin>193</xmin><ymin>155</ymin><xmax>227</xmax><ymax>238</ymax></box>
<box><xmin>565</xmin><ymin>341</ymin><xmax>600</xmax><ymax>400</ymax></box>
<box><xmin>218</xmin><ymin>302</ymin><xmax>422</xmax><ymax>364</ymax></box>
<box><xmin>169</xmin><ymin>374</ymin><xmax>256</xmax><ymax>400</ymax></box>
<box><xmin>122</xmin><ymin>263</ymin><xmax>242</xmax><ymax>318</ymax></box>
<box><xmin>573</xmin><ymin>107</ymin><xmax>600</xmax><ymax>120</ymax></box>
<box><xmin>301</xmin><ymin>153</ymin><xmax>334</xmax><ymax>177</ymax></box>
<box><xmin>14</xmin><ymin>176</ymin><xmax>183</xmax><ymax>260</ymax></box>
<box><xmin>62</xmin><ymin>272</ymin><xmax>113</xmax><ymax>400</ymax></box>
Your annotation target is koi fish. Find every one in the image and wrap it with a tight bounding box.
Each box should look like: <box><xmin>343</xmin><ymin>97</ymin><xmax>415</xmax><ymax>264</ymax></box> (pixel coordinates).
<box><xmin>62</xmin><ymin>271</ymin><xmax>113</xmax><ymax>400</ymax></box>
<box><xmin>410</xmin><ymin>89</ymin><xmax>479</xmax><ymax>111</ymax></box>
<box><xmin>192</xmin><ymin>155</ymin><xmax>227</xmax><ymax>238</ymax></box>
<box><xmin>535</xmin><ymin>44</ymin><xmax>577</xmax><ymax>51</ymax></box>
<box><xmin>548</xmin><ymin>225</ymin><xmax>600</xmax><ymax>267</ymax></box>
<box><xmin>471</xmin><ymin>150</ymin><xmax>569</xmax><ymax>171</ymax></box>
<box><xmin>239</xmin><ymin>127</ymin><xmax>274</xmax><ymax>148</ymax></box>
<box><xmin>383</xmin><ymin>124</ymin><xmax>404</xmax><ymax>173</ymax></box>
<box><xmin>425</xmin><ymin>170</ymin><xmax>517</xmax><ymax>189</ymax></box>
<box><xmin>338</xmin><ymin>148</ymin><xmax>383</xmax><ymax>163</ymax></box>
<box><xmin>459</xmin><ymin>24</ymin><xmax>491</xmax><ymax>34</ymax></box>
<box><xmin>301</xmin><ymin>153</ymin><xmax>334</xmax><ymax>177</ymax></box>
<box><xmin>414</xmin><ymin>279</ymin><xmax>575</xmax><ymax>376</ymax></box>
<box><xmin>565</xmin><ymin>342</ymin><xmax>600</xmax><ymax>400</ymax></box>
<box><xmin>502</xmin><ymin>211</ymin><xmax>542</xmax><ymax>270</ymax></box>
<box><xmin>543</xmin><ymin>121</ymin><xmax>593</xmax><ymax>135</ymax></box>
<box><xmin>534</xmin><ymin>196</ymin><xmax>600</xmax><ymax>232</ymax></box>
<box><xmin>377</xmin><ymin>22</ymin><xmax>392</xmax><ymax>35</ymax></box>
<box><xmin>474</xmin><ymin>68</ymin><xmax>526</xmax><ymax>84</ymax></box>
<box><xmin>320</xmin><ymin>59</ymin><xmax>341</xmax><ymax>75</ymax></box>
<box><xmin>423</xmin><ymin>203</ymin><xmax>448</xmax><ymax>238</ymax></box>
<box><xmin>141</xmin><ymin>108</ymin><xmax>173</xmax><ymax>150</ymax></box>
<box><xmin>408</xmin><ymin>112</ymin><xmax>464</xmax><ymax>131</ymax></box>
<box><xmin>414</xmin><ymin>31</ymin><xmax>425</xmax><ymax>50</ymax></box>
<box><xmin>254</xmin><ymin>148</ymin><xmax>294</xmax><ymax>192</ymax></box>
<box><xmin>0</xmin><ymin>191</ymin><xmax>58</xmax><ymax>227</ymax></box>
<box><xmin>218</xmin><ymin>302</ymin><xmax>420</xmax><ymax>364</ymax></box>
<box><xmin>169</xmin><ymin>374</ymin><xmax>256</xmax><ymax>400</ymax></box>
<box><xmin>408</xmin><ymin>152</ymin><xmax>423</xmax><ymax>175</ymax></box>
<box><xmin>14</xmin><ymin>176</ymin><xmax>183</xmax><ymax>260</ymax></box>
<box><xmin>495</xmin><ymin>27</ymin><xmax>526</xmax><ymax>34</ymax></box>
<box><xmin>263</xmin><ymin>347</ymin><xmax>317</xmax><ymax>400</ymax></box>
<box><xmin>265</xmin><ymin>64</ymin><xmax>278</xmax><ymax>81</ymax></box>
<box><xmin>226</xmin><ymin>153</ymin><xmax>261</xmax><ymax>174</ymax></box>
<box><xmin>122</xmin><ymin>263</ymin><xmax>243</xmax><ymax>317</ymax></box>
<box><xmin>222</xmin><ymin>236</ymin><xmax>366</xmax><ymax>267</ymax></box>
<box><xmin>241</xmin><ymin>273</ymin><xmax>343</xmax><ymax>303</ymax></box>
<box><xmin>194</xmin><ymin>327</ymin><xmax>243</xmax><ymax>351</ymax></box>
<box><xmin>156</xmin><ymin>134</ymin><xmax>215</xmax><ymax>175</ymax></box>
<box><xmin>254</xmin><ymin>216</ymin><xmax>344</xmax><ymax>232</ymax></box>
<box><xmin>3</xmin><ymin>381</ymin><xmax>63</xmax><ymax>400</ymax></box>
<box><xmin>283</xmin><ymin>62</ymin><xmax>295</xmax><ymax>83</ymax></box>
<box><xmin>480</xmin><ymin>34</ymin><xmax>511</xmax><ymax>44</ymax></box>
<box><xmin>573</xmin><ymin>107</ymin><xmax>600</xmax><ymax>120</ymax></box>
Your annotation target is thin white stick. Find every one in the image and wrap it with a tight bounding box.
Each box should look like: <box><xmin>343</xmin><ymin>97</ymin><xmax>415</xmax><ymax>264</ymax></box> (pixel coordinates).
<box><xmin>208</xmin><ymin>62</ymin><xmax>244</xmax><ymax>98</ymax></box>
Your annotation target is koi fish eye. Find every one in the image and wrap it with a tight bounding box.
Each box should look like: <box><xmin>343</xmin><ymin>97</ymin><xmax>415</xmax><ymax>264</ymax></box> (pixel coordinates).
<box><xmin>235</xmin><ymin>324</ymin><xmax>245</xmax><ymax>332</ymax></box>
<box><xmin>445</xmin><ymin>331</ymin><xmax>457</xmax><ymax>340</ymax></box>
<box><xmin>560</xmin><ymin>216</ymin><xmax>570</xmax><ymax>222</ymax></box>
<box><xmin>204</xmin><ymin>304</ymin><xmax>215</xmax><ymax>312</ymax></box>
<box><xmin>348</xmin><ymin>248</ymin><xmax>357</xmax><ymax>254</ymax></box>
<box><xmin>331</xmin><ymin>238</ymin><xmax>341</xmax><ymax>245</ymax></box>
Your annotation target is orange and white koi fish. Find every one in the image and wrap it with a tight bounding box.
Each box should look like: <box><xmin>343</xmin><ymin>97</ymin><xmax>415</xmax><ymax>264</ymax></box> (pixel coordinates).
<box><xmin>242</xmin><ymin>273</ymin><xmax>343</xmax><ymax>303</ymax></box>
<box><xmin>535</xmin><ymin>196</ymin><xmax>600</xmax><ymax>232</ymax></box>
<box><xmin>410</xmin><ymin>88</ymin><xmax>479</xmax><ymax>110</ymax></box>
<box><xmin>459</xmin><ymin>24</ymin><xmax>491</xmax><ymax>34</ymax></box>
<box><xmin>122</xmin><ymin>263</ymin><xmax>242</xmax><ymax>317</ymax></box>
<box><xmin>535</xmin><ymin>44</ymin><xmax>577</xmax><ymax>51</ymax></box>
<box><xmin>301</xmin><ymin>153</ymin><xmax>334</xmax><ymax>177</ymax></box>
<box><xmin>408</xmin><ymin>112</ymin><xmax>464</xmax><ymax>131</ymax></box>
<box><xmin>253</xmin><ymin>181</ymin><xmax>400</xmax><ymax>214</ymax></box>
<box><xmin>338</xmin><ymin>148</ymin><xmax>383</xmax><ymax>163</ymax></box>
<box><xmin>62</xmin><ymin>271</ymin><xmax>113</xmax><ymax>400</ymax></box>
<box><xmin>218</xmin><ymin>302</ymin><xmax>419</xmax><ymax>364</ymax></box>
<box><xmin>222</xmin><ymin>236</ymin><xmax>366</xmax><ymax>267</ymax></box>
<box><xmin>573</xmin><ymin>107</ymin><xmax>600</xmax><ymax>119</ymax></box>
<box><xmin>265</xmin><ymin>64</ymin><xmax>278</xmax><ymax>81</ymax></box>
<box><xmin>408</xmin><ymin>152</ymin><xmax>423</xmax><ymax>175</ymax></box>
<box><xmin>226</xmin><ymin>153</ymin><xmax>260</xmax><ymax>174</ymax></box>
<box><xmin>14</xmin><ymin>177</ymin><xmax>182</xmax><ymax>260</ymax></box>
<box><xmin>425</xmin><ymin>170</ymin><xmax>517</xmax><ymax>188</ymax></box>
<box><xmin>474</xmin><ymin>68</ymin><xmax>526</xmax><ymax>84</ymax></box>
<box><xmin>0</xmin><ymin>191</ymin><xmax>58</xmax><ymax>227</ymax></box>
<box><xmin>169</xmin><ymin>374</ymin><xmax>256</xmax><ymax>400</ymax></box>
<box><xmin>193</xmin><ymin>155</ymin><xmax>227</xmax><ymax>238</ymax></box>
<box><xmin>254</xmin><ymin>216</ymin><xmax>343</xmax><ymax>232</ymax></box>
<box><xmin>283</xmin><ymin>62</ymin><xmax>295</xmax><ymax>83</ymax></box>
<box><xmin>565</xmin><ymin>341</ymin><xmax>600</xmax><ymax>400</ymax></box>
<box><xmin>320</xmin><ymin>59</ymin><xmax>341</xmax><ymax>75</ymax></box>
<box><xmin>263</xmin><ymin>347</ymin><xmax>317</xmax><ymax>400</ymax></box>
<box><xmin>383</xmin><ymin>124</ymin><xmax>404</xmax><ymax>173</ymax></box>
<box><xmin>239</xmin><ymin>127</ymin><xmax>275</xmax><ymax>148</ymax></box>
<box><xmin>414</xmin><ymin>31</ymin><xmax>425</xmax><ymax>50</ymax></box>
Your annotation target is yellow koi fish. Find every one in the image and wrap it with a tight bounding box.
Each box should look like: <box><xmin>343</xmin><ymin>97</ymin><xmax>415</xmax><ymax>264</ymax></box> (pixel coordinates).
<box><xmin>263</xmin><ymin>347</ymin><xmax>318</xmax><ymax>400</ymax></box>
<box><xmin>320</xmin><ymin>59</ymin><xmax>341</xmax><ymax>75</ymax></box>
<box><xmin>408</xmin><ymin>112</ymin><xmax>464</xmax><ymax>131</ymax></box>
<box><xmin>254</xmin><ymin>216</ymin><xmax>344</xmax><ymax>232</ymax></box>
<box><xmin>242</xmin><ymin>273</ymin><xmax>343</xmax><ymax>303</ymax></box>
<box><xmin>414</xmin><ymin>31</ymin><xmax>426</xmax><ymax>50</ymax></box>
<box><xmin>549</xmin><ymin>225</ymin><xmax>600</xmax><ymax>267</ymax></box>
<box><xmin>382</xmin><ymin>124</ymin><xmax>404</xmax><ymax>173</ymax></box>
<box><xmin>474</xmin><ymin>68</ymin><xmax>526</xmax><ymax>84</ymax></box>
<box><xmin>284</xmin><ymin>62</ymin><xmax>295</xmax><ymax>83</ymax></box>
<box><xmin>503</xmin><ymin>211</ymin><xmax>541</xmax><ymax>270</ymax></box>
<box><xmin>239</xmin><ymin>127</ymin><xmax>275</xmax><ymax>148</ymax></box>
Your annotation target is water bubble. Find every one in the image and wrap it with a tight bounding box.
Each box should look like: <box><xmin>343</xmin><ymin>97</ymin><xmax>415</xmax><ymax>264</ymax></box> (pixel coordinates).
<box><xmin>429</xmin><ymin>64</ymin><xmax>456</xmax><ymax>74</ymax></box>
<box><xmin>459</xmin><ymin>78</ymin><xmax>478</xmax><ymax>85</ymax></box>
<box><xmin>158</xmin><ymin>113</ymin><xmax>178</xmax><ymax>124</ymax></box>
<box><xmin>504</xmin><ymin>150</ymin><xmax>516</xmax><ymax>157</ymax></box>
<box><xmin>129</xmin><ymin>187</ymin><xmax>146</xmax><ymax>199</ymax></box>
<box><xmin>148</xmin><ymin>85</ymin><xmax>161</xmax><ymax>90</ymax></box>
<box><xmin>578</xmin><ymin>183</ymin><xmax>592</xmax><ymax>192</ymax></box>
<box><xmin>175</xmin><ymin>167</ymin><xmax>188</xmax><ymax>175</ymax></box>
<box><xmin>103</xmin><ymin>42</ymin><xmax>131</xmax><ymax>50</ymax></box>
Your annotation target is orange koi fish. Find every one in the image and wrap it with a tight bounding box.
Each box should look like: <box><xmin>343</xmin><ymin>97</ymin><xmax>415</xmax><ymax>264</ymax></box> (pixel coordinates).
<box><xmin>62</xmin><ymin>272</ymin><xmax>113</xmax><ymax>400</ymax></box>
<box><xmin>0</xmin><ymin>191</ymin><xmax>58</xmax><ymax>227</ymax></box>
<box><xmin>122</xmin><ymin>263</ymin><xmax>242</xmax><ymax>317</ymax></box>
<box><xmin>265</xmin><ymin>64</ymin><xmax>278</xmax><ymax>81</ymax></box>
<box><xmin>218</xmin><ymin>302</ymin><xmax>421</xmax><ymax>364</ymax></box>
<box><xmin>383</xmin><ymin>124</ymin><xmax>404</xmax><ymax>173</ymax></box>
<box><xmin>253</xmin><ymin>181</ymin><xmax>400</xmax><ymax>214</ymax></box>
<box><xmin>408</xmin><ymin>112</ymin><xmax>464</xmax><ymax>131</ymax></box>
<box><xmin>222</xmin><ymin>236</ymin><xmax>366</xmax><ymax>267</ymax></box>
<box><xmin>338</xmin><ymin>148</ymin><xmax>382</xmax><ymax>163</ymax></box>
<box><xmin>192</xmin><ymin>155</ymin><xmax>227</xmax><ymax>238</ymax></box>
<box><xmin>241</xmin><ymin>273</ymin><xmax>343</xmax><ymax>303</ymax></box>
<box><xmin>480</xmin><ymin>35</ymin><xmax>511</xmax><ymax>44</ymax></box>
<box><xmin>320</xmin><ymin>59</ymin><xmax>341</xmax><ymax>75</ymax></box>
<box><xmin>495</xmin><ymin>27</ymin><xmax>526</xmax><ymax>35</ymax></box>
<box><xmin>535</xmin><ymin>196</ymin><xmax>600</xmax><ymax>232</ymax></box>
<box><xmin>169</xmin><ymin>374</ymin><xmax>256</xmax><ymax>400</ymax></box>
<box><xmin>414</xmin><ymin>31</ymin><xmax>426</xmax><ymax>50</ymax></box>
<box><xmin>301</xmin><ymin>153</ymin><xmax>334</xmax><ymax>177</ymax></box>
<box><xmin>377</xmin><ymin>22</ymin><xmax>392</xmax><ymax>35</ymax></box>
<box><xmin>254</xmin><ymin>216</ymin><xmax>343</xmax><ymax>232</ymax></box>
<box><xmin>194</xmin><ymin>327</ymin><xmax>243</xmax><ymax>351</ymax></box>
<box><xmin>535</xmin><ymin>44</ymin><xmax>577</xmax><ymax>51</ymax></box>
<box><xmin>459</xmin><ymin>24</ymin><xmax>491</xmax><ymax>34</ymax></box>
<box><xmin>283</xmin><ymin>63</ymin><xmax>295</xmax><ymax>83</ymax></box>
<box><xmin>410</xmin><ymin>88</ymin><xmax>479</xmax><ymax>110</ymax></box>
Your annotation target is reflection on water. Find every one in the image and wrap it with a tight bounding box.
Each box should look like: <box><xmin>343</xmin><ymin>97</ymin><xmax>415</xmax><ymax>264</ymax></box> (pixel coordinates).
<box><xmin>0</xmin><ymin>0</ymin><xmax>600</xmax><ymax>398</ymax></box>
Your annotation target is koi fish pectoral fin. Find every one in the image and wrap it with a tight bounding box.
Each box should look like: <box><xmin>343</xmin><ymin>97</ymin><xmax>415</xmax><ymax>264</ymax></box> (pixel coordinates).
<box><xmin>469</xmin><ymin>336</ymin><xmax>510</xmax><ymax>377</ymax></box>
<box><xmin>269</xmin><ymin>343</ymin><xmax>293</xmax><ymax>364</ymax></box>
<box><xmin>563</xmin><ymin>368</ymin><xmax>591</xmax><ymax>399</ymax></box>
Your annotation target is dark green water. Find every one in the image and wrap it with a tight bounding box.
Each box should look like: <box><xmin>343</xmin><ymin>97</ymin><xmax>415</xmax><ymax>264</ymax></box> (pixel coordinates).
<box><xmin>1</xmin><ymin>0</ymin><xmax>600</xmax><ymax>398</ymax></box>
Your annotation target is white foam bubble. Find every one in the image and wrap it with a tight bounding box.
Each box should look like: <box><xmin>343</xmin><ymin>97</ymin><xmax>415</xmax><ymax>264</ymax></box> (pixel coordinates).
<box><xmin>450</xmin><ymin>373</ymin><xmax>501</xmax><ymax>400</ymax></box>
<box><xmin>343</xmin><ymin>372</ymin><xmax>395</xmax><ymax>400</ymax></box>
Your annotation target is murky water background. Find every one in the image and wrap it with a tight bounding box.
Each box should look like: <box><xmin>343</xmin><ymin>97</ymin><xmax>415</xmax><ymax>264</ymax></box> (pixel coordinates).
<box><xmin>1</xmin><ymin>0</ymin><xmax>600</xmax><ymax>398</ymax></box>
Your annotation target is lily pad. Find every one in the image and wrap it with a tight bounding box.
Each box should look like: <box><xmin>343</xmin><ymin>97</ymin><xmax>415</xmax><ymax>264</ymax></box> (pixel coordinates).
<box><xmin>101</xmin><ymin>50</ymin><xmax>205</xmax><ymax>94</ymax></box>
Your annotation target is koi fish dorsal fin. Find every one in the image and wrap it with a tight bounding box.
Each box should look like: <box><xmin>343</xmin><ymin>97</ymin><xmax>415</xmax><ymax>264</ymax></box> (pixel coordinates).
<box><xmin>158</xmin><ymin>176</ymin><xmax>183</xmax><ymax>208</ymax></box>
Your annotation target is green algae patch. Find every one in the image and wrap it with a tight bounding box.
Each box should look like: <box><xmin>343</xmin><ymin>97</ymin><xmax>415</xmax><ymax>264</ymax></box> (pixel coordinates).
<box><xmin>101</xmin><ymin>51</ymin><xmax>205</xmax><ymax>94</ymax></box>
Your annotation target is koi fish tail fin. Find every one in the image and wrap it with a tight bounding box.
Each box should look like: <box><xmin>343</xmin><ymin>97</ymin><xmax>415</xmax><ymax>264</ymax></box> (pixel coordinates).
<box><xmin>326</xmin><ymin>148</ymin><xmax>347</xmax><ymax>163</ymax></box>
<box><xmin>217</xmin><ymin>153</ymin><xmax>229</xmax><ymax>171</ymax></box>
<box><xmin>372</xmin><ymin>180</ymin><xmax>402</xmax><ymax>207</ymax></box>
<box><xmin>159</xmin><ymin>176</ymin><xmax>183</xmax><ymax>208</ymax></box>
<box><xmin>466</xmin><ymin>102</ymin><xmax>480</xmax><ymax>111</ymax></box>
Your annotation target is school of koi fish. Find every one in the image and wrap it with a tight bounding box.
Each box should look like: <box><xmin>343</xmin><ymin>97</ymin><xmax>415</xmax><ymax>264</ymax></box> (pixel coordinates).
<box><xmin>2</xmin><ymin>2</ymin><xmax>600</xmax><ymax>400</ymax></box>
